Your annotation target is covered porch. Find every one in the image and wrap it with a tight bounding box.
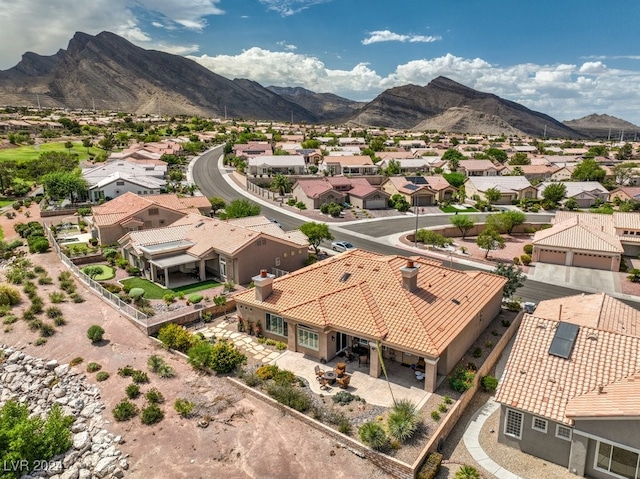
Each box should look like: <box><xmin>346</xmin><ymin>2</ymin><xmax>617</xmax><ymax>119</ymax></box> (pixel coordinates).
<box><xmin>149</xmin><ymin>253</ymin><xmax>204</xmax><ymax>289</ymax></box>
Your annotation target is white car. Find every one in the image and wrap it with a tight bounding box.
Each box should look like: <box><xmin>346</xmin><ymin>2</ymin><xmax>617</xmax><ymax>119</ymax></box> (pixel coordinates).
<box><xmin>331</xmin><ymin>241</ymin><xmax>356</xmax><ymax>253</ymax></box>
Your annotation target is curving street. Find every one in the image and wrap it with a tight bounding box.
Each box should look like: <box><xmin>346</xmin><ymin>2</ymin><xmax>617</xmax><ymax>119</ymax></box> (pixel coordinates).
<box><xmin>192</xmin><ymin>146</ymin><xmax>638</xmax><ymax>306</ymax></box>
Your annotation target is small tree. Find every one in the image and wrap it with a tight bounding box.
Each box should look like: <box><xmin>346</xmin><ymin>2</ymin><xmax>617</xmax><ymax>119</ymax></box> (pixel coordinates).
<box><xmin>450</xmin><ymin>214</ymin><xmax>475</xmax><ymax>239</ymax></box>
<box><xmin>476</xmin><ymin>228</ymin><xmax>506</xmax><ymax>258</ymax></box>
<box><xmin>299</xmin><ymin>221</ymin><xmax>333</xmax><ymax>254</ymax></box>
<box><xmin>484</xmin><ymin>187</ymin><xmax>502</xmax><ymax>204</ymax></box>
<box><xmin>564</xmin><ymin>197</ymin><xmax>579</xmax><ymax>210</ymax></box>
<box><xmin>87</xmin><ymin>325</ymin><xmax>105</xmax><ymax>343</ymax></box>
<box><xmin>208</xmin><ymin>196</ymin><xmax>226</xmax><ymax>216</ymax></box>
<box><xmin>486</xmin><ymin>211</ymin><xmax>526</xmax><ymax>235</ymax></box>
<box><xmin>493</xmin><ymin>263</ymin><xmax>527</xmax><ymax>298</ymax></box>
<box><xmin>209</xmin><ymin>341</ymin><xmax>247</xmax><ymax>373</ymax></box>
<box><xmin>541</xmin><ymin>182</ymin><xmax>567</xmax><ymax>206</ymax></box>
<box><xmin>219</xmin><ymin>199</ymin><xmax>260</xmax><ymax>219</ymax></box>
<box><xmin>82</xmin><ymin>265</ymin><xmax>103</xmax><ymax>280</ymax></box>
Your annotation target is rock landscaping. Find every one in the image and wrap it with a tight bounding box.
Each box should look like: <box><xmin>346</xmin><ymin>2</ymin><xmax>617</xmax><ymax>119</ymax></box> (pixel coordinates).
<box><xmin>0</xmin><ymin>345</ymin><xmax>127</xmax><ymax>479</ymax></box>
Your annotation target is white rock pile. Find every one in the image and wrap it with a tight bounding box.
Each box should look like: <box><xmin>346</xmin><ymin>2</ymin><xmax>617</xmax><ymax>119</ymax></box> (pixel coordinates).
<box><xmin>0</xmin><ymin>346</ymin><xmax>128</xmax><ymax>479</ymax></box>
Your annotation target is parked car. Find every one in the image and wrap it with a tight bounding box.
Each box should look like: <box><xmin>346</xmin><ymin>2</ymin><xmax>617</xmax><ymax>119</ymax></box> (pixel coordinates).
<box><xmin>331</xmin><ymin>241</ymin><xmax>356</xmax><ymax>252</ymax></box>
<box><xmin>267</xmin><ymin>218</ymin><xmax>282</xmax><ymax>228</ymax></box>
<box><xmin>523</xmin><ymin>302</ymin><xmax>537</xmax><ymax>313</ymax></box>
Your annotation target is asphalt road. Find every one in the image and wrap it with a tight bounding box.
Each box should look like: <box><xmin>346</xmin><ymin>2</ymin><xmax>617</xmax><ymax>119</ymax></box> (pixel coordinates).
<box><xmin>192</xmin><ymin>147</ymin><xmax>638</xmax><ymax>306</ymax></box>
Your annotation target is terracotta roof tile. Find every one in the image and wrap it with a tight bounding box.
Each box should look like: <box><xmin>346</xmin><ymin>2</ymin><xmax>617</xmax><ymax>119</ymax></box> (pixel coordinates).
<box><xmin>234</xmin><ymin>250</ymin><xmax>506</xmax><ymax>356</ymax></box>
<box><xmin>565</xmin><ymin>373</ymin><xmax>640</xmax><ymax>419</ymax></box>
<box><xmin>532</xmin><ymin>216</ymin><xmax>623</xmax><ymax>252</ymax></box>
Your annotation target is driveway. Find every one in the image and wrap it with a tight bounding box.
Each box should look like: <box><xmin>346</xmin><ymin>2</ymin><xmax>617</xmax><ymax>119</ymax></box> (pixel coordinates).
<box><xmin>529</xmin><ymin>263</ymin><xmax>618</xmax><ymax>294</ymax></box>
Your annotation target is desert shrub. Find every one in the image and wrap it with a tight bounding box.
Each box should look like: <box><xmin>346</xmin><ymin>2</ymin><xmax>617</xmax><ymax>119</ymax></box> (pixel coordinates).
<box><xmin>87</xmin><ymin>325</ymin><xmax>105</xmax><ymax>343</ymax></box>
<box><xmin>22</xmin><ymin>310</ymin><xmax>35</xmax><ymax>321</ymax></box>
<box><xmin>70</xmin><ymin>357</ymin><xmax>83</xmax><ymax>366</ymax></box>
<box><xmin>117</xmin><ymin>365</ymin><xmax>135</xmax><ymax>377</ymax></box>
<box><xmin>275</xmin><ymin>341</ymin><xmax>287</xmax><ymax>351</ymax></box>
<box><xmin>113</xmin><ymin>399</ymin><xmax>138</xmax><ymax>422</ymax></box>
<box><xmin>481</xmin><ymin>375</ymin><xmax>499</xmax><ymax>392</ymax></box>
<box><xmin>523</xmin><ymin>243</ymin><xmax>533</xmax><ymax>254</ymax></box>
<box><xmin>512</xmin><ymin>257</ymin><xmax>521</xmax><ymax>265</ymax></box>
<box><xmin>95</xmin><ymin>371</ymin><xmax>110</xmax><ymax>382</ymax></box>
<box><xmin>505</xmin><ymin>300</ymin><xmax>522</xmax><ymax>312</ymax></box>
<box><xmin>129</xmin><ymin>288</ymin><xmax>145</xmax><ymax>299</ymax></box>
<box><xmin>0</xmin><ymin>284</ymin><xmax>21</xmax><ymax>306</ymax></box>
<box><xmin>46</xmin><ymin>306</ymin><xmax>63</xmax><ymax>319</ymax></box>
<box><xmin>358</xmin><ymin>421</ymin><xmax>388</xmax><ymax>450</ymax></box>
<box><xmin>255</xmin><ymin>364</ymin><xmax>280</xmax><ymax>380</ymax></box>
<box><xmin>449</xmin><ymin>366</ymin><xmax>476</xmax><ymax>392</ymax></box>
<box><xmin>157</xmin><ymin>323</ymin><xmax>199</xmax><ymax>354</ymax></box>
<box><xmin>162</xmin><ymin>293</ymin><xmax>175</xmax><ymax>305</ymax></box>
<box><xmin>70</xmin><ymin>293</ymin><xmax>85</xmax><ymax>303</ymax></box>
<box><xmin>520</xmin><ymin>254</ymin><xmax>531</xmax><ymax>265</ymax></box>
<box><xmin>145</xmin><ymin>388</ymin><xmax>165</xmax><ymax>404</ymax></box>
<box><xmin>28</xmin><ymin>236</ymin><xmax>50</xmax><ymax>253</ymax></box>
<box><xmin>266</xmin><ymin>383</ymin><xmax>310</xmax><ymax>412</ymax></box>
<box><xmin>157</xmin><ymin>364</ymin><xmax>175</xmax><ymax>379</ymax></box>
<box><xmin>209</xmin><ymin>341</ymin><xmax>246</xmax><ymax>373</ymax></box>
<box><xmin>38</xmin><ymin>276</ymin><xmax>53</xmax><ymax>285</ymax></box>
<box><xmin>187</xmin><ymin>342</ymin><xmax>215</xmax><ymax>371</ymax></box>
<box><xmin>438</xmin><ymin>403</ymin><xmax>448</xmax><ymax>413</ymax></box>
<box><xmin>174</xmin><ymin>398</ymin><xmax>195</xmax><ymax>418</ymax></box>
<box><xmin>454</xmin><ymin>465</ymin><xmax>481</xmax><ymax>479</ymax></box>
<box><xmin>131</xmin><ymin>371</ymin><xmax>150</xmax><ymax>384</ymax></box>
<box><xmin>86</xmin><ymin>362</ymin><xmax>102</xmax><ymax>373</ymax></box>
<box><xmin>28</xmin><ymin>296</ymin><xmax>44</xmax><ymax>314</ymax></box>
<box><xmin>332</xmin><ymin>391</ymin><xmax>358</xmax><ymax>406</ymax></box>
<box><xmin>338</xmin><ymin>419</ymin><xmax>352</xmax><ymax>435</ymax></box>
<box><xmin>35</xmin><ymin>337</ymin><xmax>47</xmax><ymax>346</ymax></box>
<box><xmin>242</xmin><ymin>371</ymin><xmax>262</xmax><ymax>387</ymax></box>
<box><xmin>417</xmin><ymin>452</ymin><xmax>443</xmax><ymax>479</ymax></box>
<box><xmin>430</xmin><ymin>410</ymin><xmax>440</xmax><ymax>421</ymax></box>
<box><xmin>147</xmin><ymin>354</ymin><xmax>166</xmax><ymax>373</ymax></box>
<box><xmin>140</xmin><ymin>404</ymin><xmax>164</xmax><ymax>425</ymax></box>
<box><xmin>28</xmin><ymin>319</ymin><xmax>42</xmax><ymax>332</ymax></box>
<box><xmin>49</xmin><ymin>292</ymin><xmax>66</xmax><ymax>303</ymax></box>
<box><xmin>125</xmin><ymin>384</ymin><xmax>140</xmax><ymax>399</ymax></box>
<box><xmin>387</xmin><ymin>399</ymin><xmax>420</xmax><ymax>442</ymax></box>
<box><xmin>60</xmin><ymin>280</ymin><xmax>76</xmax><ymax>293</ymax></box>
<box><xmin>472</xmin><ymin>347</ymin><xmax>482</xmax><ymax>358</ymax></box>
<box><xmin>39</xmin><ymin>322</ymin><xmax>55</xmax><ymax>337</ymax></box>
<box><xmin>2</xmin><ymin>314</ymin><xmax>18</xmax><ymax>325</ymax></box>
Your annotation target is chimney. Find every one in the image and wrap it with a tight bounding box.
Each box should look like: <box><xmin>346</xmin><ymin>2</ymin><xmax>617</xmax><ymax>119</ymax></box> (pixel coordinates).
<box><xmin>253</xmin><ymin>269</ymin><xmax>275</xmax><ymax>302</ymax></box>
<box><xmin>400</xmin><ymin>259</ymin><xmax>420</xmax><ymax>292</ymax></box>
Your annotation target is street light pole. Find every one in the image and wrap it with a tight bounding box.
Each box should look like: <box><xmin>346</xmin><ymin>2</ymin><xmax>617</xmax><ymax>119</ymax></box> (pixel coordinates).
<box><xmin>413</xmin><ymin>179</ymin><xmax>419</xmax><ymax>248</ymax></box>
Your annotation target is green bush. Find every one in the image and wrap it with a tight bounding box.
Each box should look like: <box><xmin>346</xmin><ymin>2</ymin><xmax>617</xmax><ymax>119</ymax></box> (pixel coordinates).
<box><xmin>95</xmin><ymin>371</ymin><xmax>110</xmax><ymax>382</ymax></box>
<box><xmin>430</xmin><ymin>410</ymin><xmax>440</xmax><ymax>421</ymax></box>
<box><xmin>129</xmin><ymin>288</ymin><xmax>145</xmax><ymax>299</ymax></box>
<box><xmin>454</xmin><ymin>465</ymin><xmax>481</xmax><ymax>479</ymax></box>
<box><xmin>157</xmin><ymin>323</ymin><xmax>199</xmax><ymax>354</ymax></box>
<box><xmin>70</xmin><ymin>357</ymin><xmax>83</xmax><ymax>366</ymax></box>
<box><xmin>266</xmin><ymin>383</ymin><xmax>311</xmax><ymax>412</ymax></box>
<box><xmin>0</xmin><ymin>401</ymin><xmax>73</xmax><ymax>478</ymax></box>
<box><xmin>145</xmin><ymin>388</ymin><xmax>165</xmax><ymax>404</ymax></box>
<box><xmin>49</xmin><ymin>291</ymin><xmax>66</xmax><ymax>303</ymax></box>
<box><xmin>28</xmin><ymin>236</ymin><xmax>50</xmax><ymax>253</ymax></box>
<box><xmin>87</xmin><ymin>325</ymin><xmax>105</xmax><ymax>343</ymax></box>
<box><xmin>387</xmin><ymin>399</ymin><xmax>420</xmax><ymax>442</ymax></box>
<box><xmin>46</xmin><ymin>306</ymin><xmax>63</xmax><ymax>319</ymax></box>
<box><xmin>147</xmin><ymin>354</ymin><xmax>166</xmax><ymax>373</ymax></box>
<box><xmin>113</xmin><ymin>399</ymin><xmax>138</xmax><ymax>421</ymax></box>
<box><xmin>188</xmin><ymin>293</ymin><xmax>203</xmax><ymax>304</ymax></box>
<box><xmin>35</xmin><ymin>337</ymin><xmax>47</xmax><ymax>346</ymax></box>
<box><xmin>53</xmin><ymin>316</ymin><xmax>66</xmax><ymax>326</ymax></box>
<box><xmin>417</xmin><ymin>452</ymin><xmax>443</xmax><ymax>479</ymax></box>
<box><xmin>157</xmin><ymin>364</ymin><xmax>175</xmax><ymax>379</ymax></box>
<box><xmin>126</xmin><ymin>384</ymin><xmax>141</xmax><ymax>399</ymax></box>
<box><xmin>520</xmin><ymin>254</ymin><xmax>532</xmax><ymax>265</ymax></box>
<box><xmin>332</xmin><ymin>391</ymin><xmax>358</xmax><ymax>406</ymax></box>
<box><xmin>86</xmin><ymin>362</ymin><xmax>102</xmax><ymax>373</ymax></box>
<box><xmin>0</xmin><ymin>284</ymin><xmax>21</xmax><ymax>306</ymax></box>
<box><xmin>70</xmin><ymin>293</ymin><xmax>85</xmax><ymax>303</ymax></box>
<box><xmin>39</xmin><ymin>322</ymin><xmax>55</xmax><ymax>338</ymax></box>
<box><xmin>358</xmin><ymin>421</ymin><xmax>388</xmax><ymax>450</ymax></box>
<box><xmin>2</xmin><ymin>314</ymin><xmax>18</xmax><ymax>325</ymax></box>
<box><xmin>174</xmin><ymin>398</ymin><xmax>195</xmax><ymax>418</ymax></box>
<box><xmin>523</xmin><ymin>244</ymin><xmax>533</xmax><ymax>254</ymax></box>
<box><xmin>449</xmin><ymin>366</ymin><xmax>476</xmax><ymax>392</ymax></box>
<box><xmin>118</xmin><ymin>365</ymin><xmax>135</xmax><ymax>377</ymax></box>
<box><xmin>187</xmin><ymin>342</ymin><xmax>215</xmax><ymax>371</ymax></box>
<box><xmin>140</xmin><ymin>404</ymin><xmax>164</xmax><ymax>425</ymax></box>
<box><xmin>162</xmin><ymin>293</ymin><xmax>176</xmax><ymax>304</ymax></box>
<box><xmin>481</xmin><ymin>375</ymin><xmax>499</xmax><ymax>392</ymax></box>
<box><xmin>472</xmin><ymin>347</ymin><xmax>482</xmax><ymax>358</ymax></box>
<box><xmin>37</xmin><ymin>276</ymin><xmax>53</xmax><ymax>285</ymax></box>
<box><xmin>131</xmin><ymin>371</ymin><xmax>150</xmax><ymax>384</ymax></box>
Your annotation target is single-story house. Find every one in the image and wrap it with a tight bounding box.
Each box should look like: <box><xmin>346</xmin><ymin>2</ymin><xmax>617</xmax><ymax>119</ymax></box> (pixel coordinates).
<box><xmin>501</xmin><ymin>165</ymin><xmax>559</xmax><ymax>181</ymax></box>
<box><xmin>456</xmin><ymin>159</ymin><xmax>502</xmax><ymax>176</ymax></box>
<box><xmin>291</xmin><ymin>179</ymin><xmax>347</xmax><ymax>210</ymax></box>
<box><xmin>464</xmin><ymin>176</ymin><xmax>537</xmax><ymax>204</ymax></box>
<box><xmin>496</xmin><ymin>293</ymin><xmax>640</xmax><ymax>478</ymax></box>
<box><xmin>82</xmin><ymin>159</ymin><xmax>167</xmax><ymax>195</ymax></box>
<box><xmin>381</xmin><ymin>175</ymin><xmax>456</xmax><ymax>206</ymax></box>
<box><xmin>91</xmin><ymin>192</ymin><xmax>212</xmax><ymax>245</ymax></box>
<box><xmin>247</xmin><ymin>155</ymin><xmax>306</xmax><ymax>176</ymax></box>
<box><xmin>609</xmin><ymin>186</ymin><xmax>640</xmax><ymax>203</ymax></box>
<box><xmin>234</xmin><ymin>142</ymin><xmax>273</xmax><ymax>158</ymax></box>
<box><xmin>377</xmin><ymin>157</ymin><xmax>444</xmax><ymax>174</ymax></box>
<box><xmin>119</xmin><ymin>214</ymin><xmax>309</xmax><ymax>287</ymax></box>
<box><xmin>322</xmin><ymin>155</ymin><xmax>377</xmax><ymax>176</ymax></box>
<box><xmin>537</xmin><ymin>181</ymin><xmax>609</xmax><ymax>208</ymax></box>
<box><xmin>88</xmin><ymin>171</ymin><xmax>165</xmax><ymax>201</ymax></box>
<box><xmin>233</xmin><ymin>250</ymin><xmax>506</xmax><ymax>392</ymax></box>
<box><xmin>327</xmin><ymin>177</ymin><xmax>390</xmax><ymax>210</ymax></box>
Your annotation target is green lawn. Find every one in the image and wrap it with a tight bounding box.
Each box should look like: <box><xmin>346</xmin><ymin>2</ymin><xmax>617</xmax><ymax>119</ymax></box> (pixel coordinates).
<box><xmin>0</xmin><ymin>142</ymin><xmax>106</xmax><ymax>162</ymax></box>
<box><xmin>0</xmin><ymin>198</ymin><xmax>13</xmax><ymax>208</ymax></box>
<box><xmin>82</xmin><ymin>265</ymin><xmax>115</xmax><ymax>281</ymax></box>
<box><xmin>440</xmin><ymin>205</ymin><xmax>478</xmax><ymax>213</ymax></box>
<box><xmin>120</xmin><ymin>277</ymin><xmax>221</xmax><ymax>299</ymax></box>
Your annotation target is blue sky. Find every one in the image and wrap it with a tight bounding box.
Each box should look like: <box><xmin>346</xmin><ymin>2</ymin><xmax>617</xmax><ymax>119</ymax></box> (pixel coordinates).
<box><xmin>2</xmin><ymin>0</ymin><xmax>640</xmax><ymax>125</ymax></box>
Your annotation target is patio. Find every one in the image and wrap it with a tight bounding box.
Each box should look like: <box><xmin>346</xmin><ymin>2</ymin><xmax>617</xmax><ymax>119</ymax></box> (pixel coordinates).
<box><xmin>274</xmin><ymin>350</ymin><xmax>432</xmax><ymax>408</ymax></box>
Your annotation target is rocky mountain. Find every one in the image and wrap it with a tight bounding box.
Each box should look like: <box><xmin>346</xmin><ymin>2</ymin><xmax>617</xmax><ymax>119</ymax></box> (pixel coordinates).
<box><xmin>266</xmin><ymin>86</ymin><xmax>365</xmax><ymax>124</ymax></box>
<box><xmin>0</xmin><ymin>31</ymin><xmax>318</xmax><ymax>122</ymax></box>
<box><xmin>349</xmin><ymin>76</ymin><xmax>583</xmax><ymax>138</ymax></box>
<box><xmin>563</xmin><ymin>114</ymin><xmax>640</xmax><ymax>139</ymax></box>
<box><xmin>412</xmin><ymin>106</ymin><xmax>526</xmax><ymax>137</ymax></box>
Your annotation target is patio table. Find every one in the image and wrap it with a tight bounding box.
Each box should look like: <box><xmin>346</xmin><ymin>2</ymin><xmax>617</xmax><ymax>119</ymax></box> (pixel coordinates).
<box><xmin>323</xmin><ymin>371</ymin><xmax>337</xmax><ymax>384</ymax></box>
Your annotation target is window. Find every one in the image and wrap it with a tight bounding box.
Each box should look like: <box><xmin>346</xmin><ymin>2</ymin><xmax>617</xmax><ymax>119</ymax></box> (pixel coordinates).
<box><xmin>148</xmin><ymin>208</ymin><xmax>159</xmax><ymax>215</ymax></box>
<box><xmin>275</xmin><ymin>257</ymin><xmax>281</xmax><ymax>267</ymax></box>
<box><xmin>266</xmin><ymin>313</ymin><xmax>288</xmax><ymax>337</ymax></box>
<box><xmin>531</xmin><ymin>417</ymin><xmax>547</xmax><ymax>433</ymax></box>
<box><xmin>596</xmin><ymin>441</ymin><xmax>640</xmax><ymax>479</ymax></box>
<box><xmin>219</xmin><ymin>257</ymin><xmax>227</xmax><ymax>278</ymax></box>
<box><xmin>504</xmin><ymin>409</ymin><xmax>523</xmax><ymax>439</ymax></box>
<box><xmin>555</xmin><ymin>425</ymin><xmax>572</xmax><ymax>441</ymax></box>
<box><xmin>116</xmin><ymin>181</ymin><xmax>125</xmax><ymax>186</ymax></box>
<box><xmin>297</xmin><ymin>326</ymin><xmax>319</xmax><ymax>350</ymax></box>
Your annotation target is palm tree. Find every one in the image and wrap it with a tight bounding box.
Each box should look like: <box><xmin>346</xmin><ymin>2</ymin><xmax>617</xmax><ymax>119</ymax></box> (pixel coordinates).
<box><xmin>271</xmin><ymin>174</ymin><xmax>291</xmax><ymax>196</ymax></box>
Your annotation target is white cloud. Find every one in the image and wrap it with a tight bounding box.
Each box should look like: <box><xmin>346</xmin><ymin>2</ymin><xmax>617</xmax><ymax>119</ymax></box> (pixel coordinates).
<box><xmin>257</xmin><ymin>0</ymin><xmax>332</xmax><ymax>16</ymax></box>
<box><xmin>362</xmin><ymin>30</ymin><xmax>441</xmax><ymax>45</ymax></box>
<box><xmin>190</xmin><ymin>49</ymin><xmax>640</xmax><ymax>124</ymax></box>
<box><xmin>276</xmin><ymin>41</ymin><xmax>297</xmax><ymax>51</ymax></box>
<box><xmin>0</xmin><ymin>0</ymin><xmax>221</xmax><ymax>69</ymax></box>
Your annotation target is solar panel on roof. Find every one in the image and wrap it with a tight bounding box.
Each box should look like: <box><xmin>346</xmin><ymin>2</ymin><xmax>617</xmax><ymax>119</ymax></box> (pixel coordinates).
<box><xmin>548</xmin><ymin>322</ymin><xmax>579</xmax><ymax>359</ymax></box>
<box><xmin>405</xmin><ymin>184</ymin><xmax>419</xmax><ymax>191</ymax></box>
<box><xmin>405</xmin><ymin>176</ymin><xmax>427</xmax><ymax>184</ymax></box>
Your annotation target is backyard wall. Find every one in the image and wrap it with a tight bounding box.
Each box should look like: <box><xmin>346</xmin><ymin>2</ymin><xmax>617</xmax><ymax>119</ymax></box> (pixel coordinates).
<box><xmin>145</xmin><ymin>300</ymin><xmax>236</xmax><ymax>336</ymax></box>
<box><xmin>407</xmin><ymin>223</ymin><xmax>548</xmax><ymax>243</ymax></box>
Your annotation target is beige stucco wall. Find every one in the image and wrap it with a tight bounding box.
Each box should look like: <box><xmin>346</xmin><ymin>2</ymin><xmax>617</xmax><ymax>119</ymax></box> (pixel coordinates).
<box><xmin>97</xmin><ymin>207</ymin><xmax>186</xmax><ymax>245</ymax></box>
<box><xmin>234</xmin><ymin>238</ymin><xmax>308</xmax><ymax>284</ymax></box>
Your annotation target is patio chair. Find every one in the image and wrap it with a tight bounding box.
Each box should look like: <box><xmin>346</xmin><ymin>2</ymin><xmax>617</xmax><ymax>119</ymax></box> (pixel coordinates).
<box><xmin>337</xmin><ymin>375</ymin><xmax>351</xmax><ymax>389</ymax></box>
<box><xmin>314</xmin><ymin>365</ymin><xmax>325</xmax><ymax>378</ymax></box>
<box><xmin>334</xmin><ymin>362</ymin><xmax>346</xmax><ymax>378</ymax></box>
<box><xmin>319</xmin><ymin>378</ymin><xmax>332</xmax><ymax>391</ymax></box>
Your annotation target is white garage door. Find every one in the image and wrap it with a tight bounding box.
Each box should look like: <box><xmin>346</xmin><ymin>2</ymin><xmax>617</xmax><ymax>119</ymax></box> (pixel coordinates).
<box><xmin>572</xmin><ymin>253</ymin><xmax>612</xmax><ymax>270</ymax></box>
<box><xmin>538</xmin><ymin>249</ymin><xmax>566</xmax><ymax>265</ymax></box>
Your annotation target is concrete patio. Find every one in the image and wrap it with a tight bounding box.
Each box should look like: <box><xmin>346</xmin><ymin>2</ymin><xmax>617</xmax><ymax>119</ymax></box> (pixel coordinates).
<box><xmin>274</xmin><ymin>350</ymin><xmax>431</xmax><ymax>408</ymax></box>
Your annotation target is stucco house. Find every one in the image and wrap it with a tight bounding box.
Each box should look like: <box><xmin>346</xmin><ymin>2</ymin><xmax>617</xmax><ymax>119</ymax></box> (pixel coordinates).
<box><xmin>233</xmin><ymin>250</ymin><xmax>506</xmax><ymax>392</ymax></box>
<box><xmin>292</xmin><ymin>178</ymin><xmax>389</xmax><ymax>210</ymax></box>
<box><xmin>291</xmin><ymin>179</ymin><xmax>346</xmax><ymax>210</ymax></box>
<box><xmin>377</xmin><ymin>157</ymin><xmax>444</xmax><ymax>174</ymax></box>
<box><xmin>501</xmin><ymin>165</ymin><xmax>559</xmax><ymax>181</ymax></box>
<box><xmin>91</xmin><ymin>192</ymin><xmax>212</xmax><ymax>245</ymax></box>
<box><xmin>119</xmin><ymin>214</ymin><xmax>309</xmax><ymax>287</ymax></box>
<box><xmin>496</xmin><ymin>293</ymin><xmax>640</xmax><ymax>478</ymax></box>
<box><xmin>456</xmin><ymin>159</ymin><xmax>502</xmax><ymax>176</ymax></box>
<box><xmin>609</xmin><ymin>186</ymin><xmax>640</xmax><ymax>203</ymax></box>
<box><xmin>321</xmin><ymin>155</ymin><xmax>377</xmax><ymax>176</ymax></box>
<box><xmin>87</xmin><ymin>171</ymin><xmax>165</xmax><ymax>201</ymax></box>
<box><xmin>247</xmin><ymin>155</ymin><xmax>306</xmax><ymax>176</ymax></box>
<box><xmin>465</xmin><ymin>176</ymin><xmax>537</xmax><ymax>204</ymax></box>
<box><xmin>381</xmin><ymin>175</ymin><xmax>456</xmax><ymax>206</ymax></box>
<box><xmin>537</xmin><ymin>181</ymin><xmax>609</xmax><ymax>208</ymax></box>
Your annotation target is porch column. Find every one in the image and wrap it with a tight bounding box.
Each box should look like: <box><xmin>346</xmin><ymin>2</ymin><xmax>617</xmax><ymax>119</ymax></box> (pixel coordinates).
<box><xmin>565</xmin><ymin>250</ymin><xmax>574</xmax><ymax>266</ymax></box>
<box><xmin>568</xmin><ymin>433</ymin><xmax>588</xmax><ymax>477</ymax></box>
<box><xmin>424</xmin><ymin>357</ymin><xmax>439</xmax><ymax>392</ymax></box>
<box><xmin>164</xmin><ymin>268</ymin><xmax>169</xmax><ymax>288</ymax></box>
<box><xmin>199</xmin><ymin>260</ymin><xmax>206</xmax><ymax>281</ymax></box>
<box><xmin>287</xmin><ymin>323</ymin><xmax>296</xmax><ymax>351</ymax></box>
<box><xmin>368</xmin><ymin>345</ymin><xmax>382</xmax><ymax>378</ymax></box>
<box><xmin>150</xmin><ymin>264</ymin><xmax>157</xmax><ymax>282</ymax></box>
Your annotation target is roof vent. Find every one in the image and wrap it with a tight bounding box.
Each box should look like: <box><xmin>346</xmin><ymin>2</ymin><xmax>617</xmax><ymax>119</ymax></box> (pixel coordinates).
<box><xmin>598</xmin><ymin>384</ymin><xmax>604</xmax><ymax>394</ymax></box>
<box><xmin>537</xmin><ymin>322</ymin><xmax>546</xmax><ymax>329</ymax></box>
<box><xmin>339</xmin><ymin>272</ymin><xmax>351</xmax><ymax>283</ymax></box>
<box><xmin>451</xmin><ymin>298</ymin><xmax>461</xmax><ymax>305</ymax></box>
<box><xmin>195</xmin><ymin>222</ymin><xmax>204</xmax><ymax>228</ymax></box>
<box><xmin>588</xmin><ymin>333</ymin><xmax>598</xmax><ymax>341</ymax></box>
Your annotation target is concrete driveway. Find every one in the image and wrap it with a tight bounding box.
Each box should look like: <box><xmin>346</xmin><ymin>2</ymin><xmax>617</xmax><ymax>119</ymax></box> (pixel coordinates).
<box><xmin>529</xmin><ymin>263</ymin><xmax>618</xmax><ymax>294</ymax></box>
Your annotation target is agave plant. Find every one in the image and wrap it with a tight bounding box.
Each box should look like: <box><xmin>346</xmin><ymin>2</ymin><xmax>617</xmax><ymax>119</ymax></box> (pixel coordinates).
<box><xmin>358</xmin><ymin>421</ymin><xmax>388</xmax><ymax>450</ymax></box>
<box><xmin>387</xmin><ymin>399</ymin><xmax>420</xmax><ymax>442</ymax></box>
